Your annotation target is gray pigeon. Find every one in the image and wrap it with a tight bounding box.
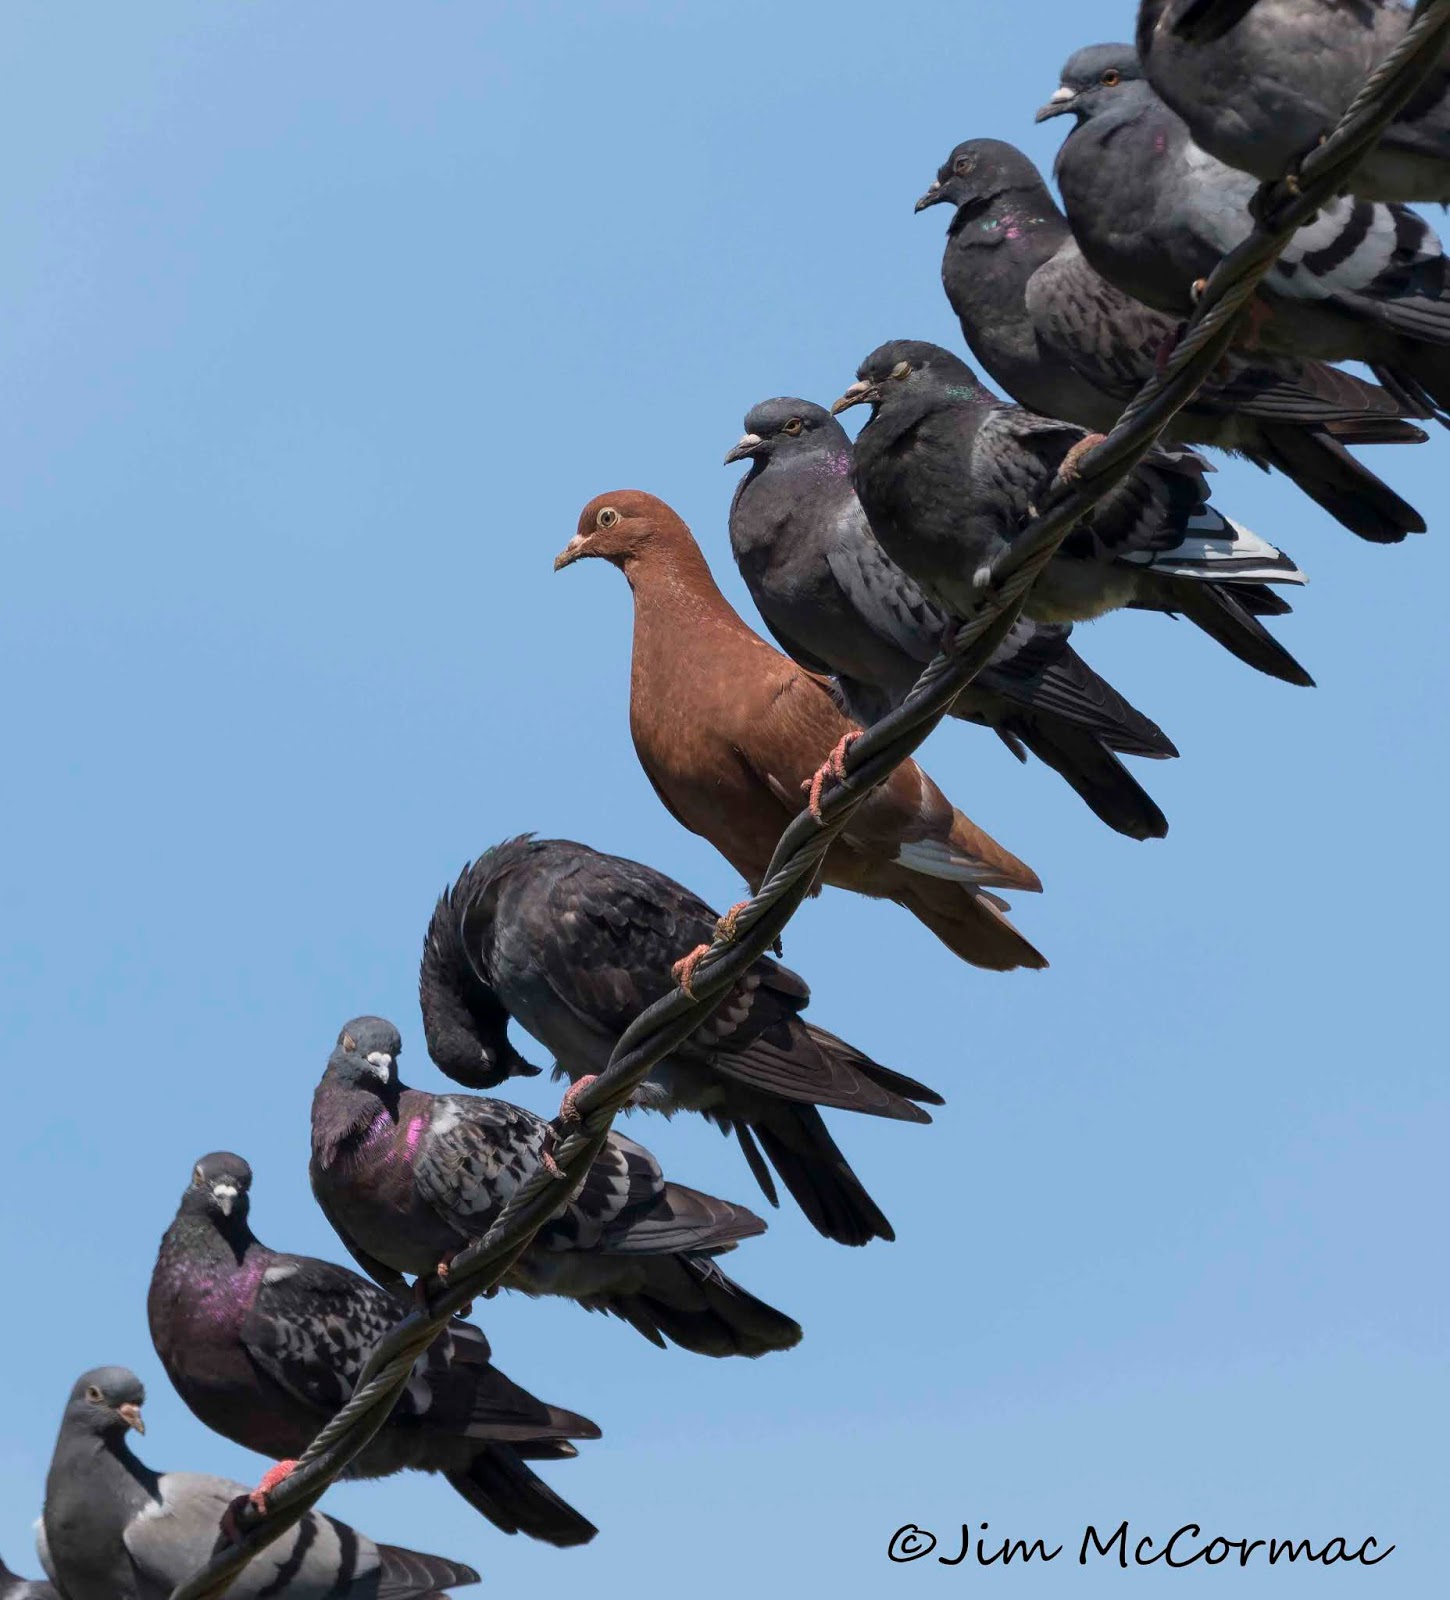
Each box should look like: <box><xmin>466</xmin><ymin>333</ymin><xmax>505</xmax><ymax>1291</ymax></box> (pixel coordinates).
<box><xmin>0</xmin><ymin>1557</ymin><xmax>57</xmax><ymax>1599</ymax></box>
<box><xmin>1041</xmin><ymin>43</ymin><xmax>1450</xmax><ymax>423</ymax></box>
<box><xmin>39</xmin><ymin>1366</ymin><xmax>478</xmax><ymax>1600</ymax></box>
<box><xmin>916</xmin><ymin>137</ymin><xmax>1428</xmax><ymax>543</ymax></box>
<box><xmin>836</xmin><ymin>339</ymin><xmax>1312</xmax><ymax>686</ymax></box>
<box><xmin>310</xmin><ymin>1017</ymin><xmax>803</xmax><ymax>1358</ymax></box>
<box><xmin>1138</xmin><ymin>0</ymin><xmax>1450</xmax><ymax>203</ymax></box>
<box><xmin>149</xmin><ymin>1151</ymin><xmax>600</xmax><ymax>1546</ymax></box>
<box><xmin>420</xmin><ymin>835</ymin><xmax>941</xmax><ymax>1244</ymax></box>
<box><xmin>725</xmin><ymin>398</ymin><xmax>1180</xmax><ymax>838</ymax></box>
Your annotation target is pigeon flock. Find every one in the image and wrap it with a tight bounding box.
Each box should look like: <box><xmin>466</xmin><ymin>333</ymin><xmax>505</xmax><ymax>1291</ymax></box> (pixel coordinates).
<box><xmin>15</xmin><ymin>6</ymin><xmax>1446</xmax><ymax>1595</ymax></box>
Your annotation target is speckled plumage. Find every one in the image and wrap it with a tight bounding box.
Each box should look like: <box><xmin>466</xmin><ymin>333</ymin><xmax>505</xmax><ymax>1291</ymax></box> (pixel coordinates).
<box><xmin>1043</xmin><ymin>43</ymin><xmax>1450</xmax><ymax>421</ymax></box>
<box><xmin>727</xmin><ymin>397</ymin><xmax>1184</xmax><ymax>837</ymax></box>
<box><xmin>1139</xmin><ymin>0</ymin><xmax>1450</xmax><ymax>203</ymax></box>
<box><xmin>918</xmin><ymin>137</ymin><xmax>1427</xmax><ymax>544</ymax></box>
<box><xmin>841</xmin><ymin>340</ymin><xmax>1312</xmax><ymax>686</ymax></box>
<box><xmin>420</xmin><ymin>834</ymin><xmax>942</xmax><ymax>1243</ymax></box>
<box><xmin>148</xmin><ymin>1152</ymin><xmax>600</xmax><ymax>1546</ymax></box>
<box><xmin>310</xmin><ymin>1018</ymin><xmax>803</xmax><ymax>1357</ymax></box>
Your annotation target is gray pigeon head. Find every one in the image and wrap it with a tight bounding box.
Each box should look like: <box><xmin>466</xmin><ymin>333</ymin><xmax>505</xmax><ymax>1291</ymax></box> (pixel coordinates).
<box><xmin>915</xmin><ymin>138</ymin><xmax>1045</xmax><ymax>218</ymax></box>
<box><xmin>1037</xmin><ymin>44</ymin><xmax>1146</xmax><ymax>124</ymax></box>
<box><xmin>184</xmin><ymin>1151</ymin><xmax>253</xmax><ymax>1222</ymax></box>
<box><xmin>329</xmin><ymin>1015</ymin><xmax>403</xmax><ymax>1089</ymax></box>
<box><xmin>64</xmin><ymin>1366</ymin><xmax>146</xmax><ymax>1439</ymax></box>
<box><xmin>725</xmin><ymin>399</ymin><xmax>845</xmax><ymax>467</ymax></box>
<box><xmin>832</xmin><ymin>340</ymin><xmax>985</xmax><ymax>416</ymax></box>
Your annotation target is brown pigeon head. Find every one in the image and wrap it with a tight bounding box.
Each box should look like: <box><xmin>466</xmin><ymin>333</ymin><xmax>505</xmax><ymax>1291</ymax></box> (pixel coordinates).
<box><xmin>554</xmin><ymin>490</ymin><xmax>690</xmax><ymax>573</ymax></box>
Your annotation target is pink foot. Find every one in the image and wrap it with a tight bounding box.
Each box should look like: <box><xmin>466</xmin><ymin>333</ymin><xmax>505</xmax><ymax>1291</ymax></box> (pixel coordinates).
<box><xmin>1055</xmin><ymin>432</ymin><xmax>1108</xmax><ymax>484</ymax></box>
<box><xmin>801</xmin><ymin>730</ymin><xmax>863</xmax><ymax>822</ymax></box>
<box><xmin>249</xmin><ymin>1459</ymin><xmax>299</xmax><ymax>1513</ymax></box>
<box><xmin>558</xmin><ymin>1074</ymin><xmax>599</xmax><ymax>1124</ymax></box>
<box><xmin>671</xmin><ymin>943</ymin><xmax>712</xmax><ymax>998</ymax></box>
<box><xmin>715</xmin><ymin>899</ymin><xmax>752</xmax><ymax>942</ymax></box>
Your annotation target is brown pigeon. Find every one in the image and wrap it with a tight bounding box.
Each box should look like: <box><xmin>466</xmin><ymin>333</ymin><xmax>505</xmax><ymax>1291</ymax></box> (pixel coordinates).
<box><xmin>554</xmin><ymin>490</ymin><xmax>1046</xmax><ymax>972</ymax></box>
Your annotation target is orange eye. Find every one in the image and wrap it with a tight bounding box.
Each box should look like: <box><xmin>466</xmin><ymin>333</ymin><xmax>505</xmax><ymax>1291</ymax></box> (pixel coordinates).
<box><xmin>782</xmin><ymin>417</ymin><xmax>803</xmax><ymax>436</ymax></box>
<box><xmin>1101</xmin><ymin>68</ymin><xmax>1121</xmax><ymax>86</ymax></box>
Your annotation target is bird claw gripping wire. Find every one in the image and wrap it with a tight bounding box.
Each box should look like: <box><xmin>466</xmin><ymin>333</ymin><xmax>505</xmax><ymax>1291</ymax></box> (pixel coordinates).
<box><xmin>802</xmin><ymin>730</ymin><xmax>864</xmax><ymax>822</ymax></box>
<box><xmin>249</xmin><ymin>1460</ymin><xmax>299</xmax><ymax>1513</ymax></box>
<box><xmin>671</xmin><ymin>943</ymin><xmax>712</xmax><ymax>998</ymax></box>
<box><xmin>1055</xmin><ymin>432</ymin><xmax>1109</xmax><ymax>485</ymax></box>
<box><xmin>672</xmin><ymin>899</ymin><xmax>776</xmax><ymax>998</ymax></box>
<box><xmin>219</xmin><ymin>1459</ymin><xmax>301</xmax><ymax>1542</ymax></box>
<box><xmin>557</xmin><ymin>1074</ymin><xmax>600</xmax><ymax>1125</ymax></box>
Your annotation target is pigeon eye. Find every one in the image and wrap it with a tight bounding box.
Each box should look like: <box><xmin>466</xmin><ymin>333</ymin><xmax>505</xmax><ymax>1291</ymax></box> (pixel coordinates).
<box><xmin>890</xmin><ymin>360</ymin><xmax>911</xmax><ymax>381</ymax></box>
<box><xmin>782</xmin><ymin>417</ymin><xmax>803</xmax><ymax>436</ymax></box>
<box><xmin>86</xmin><ymin>1385</ymin><xmax>102</xmax><ymax>1404</ymax></box>
<box><xmin>953</xmin><ymin>156</ymin><xmax>974</xmax><ymax>176</ymax></box>
<box><xmin>1101</xmin><ymin>68</ymin><xmax>1121</xmax><ymax>86</ymax></box>
<box><xmin>342</xmin><ymin>1032</ymin><xmax>357</xmax><ymax>1053</ymax></box>
<box><xmin>596</xmin><ymin>506</ymin><xmax>620</xmax><ymax>530</ymax></box>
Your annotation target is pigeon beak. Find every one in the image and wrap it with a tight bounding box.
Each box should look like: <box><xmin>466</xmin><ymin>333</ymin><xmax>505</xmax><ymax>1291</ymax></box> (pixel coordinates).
<box><xmin>1035</xmin><ymin>86</ymin><xmax>1077</xmax><ymax>122</ymax></box>
<box><xmin>210</xmin><ymin>1182</ymin><xmax>238</xmax><ymax>1216</ymax></box>
<box><xmin>914</xmin><ymin>180</ymin><xmax>945</xmax><ymax>213</ymax></box>
<box><xmin>553</xmin><ymin>536</ymin><xmax>589</xmax><ymax>572</ymax></box>
<box><xmin>723</xmin><ymin>433</ymin><xmax>764</xmax><ymax>465</ymax></box>
<box><xmin>117</xmin><ymin>1402</ymin><xmax>145</xmax><ymax>1436</ymax></box>
<box><xmin>364</xmin><ymin>1050</ymin><xmax>394</xmax><ymax>1080</ymax></box>
<box><xmin>830</xmin><ymin>381</ymin><xmax>874</xmax><ymax>415</ymax></box>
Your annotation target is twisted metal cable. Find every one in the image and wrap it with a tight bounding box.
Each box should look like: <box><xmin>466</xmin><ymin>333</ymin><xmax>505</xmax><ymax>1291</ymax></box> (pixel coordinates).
<box><xmin>169</xmin><ymin>8</ymin><xmax>1450</xmax><ymax>1592</ymax></box>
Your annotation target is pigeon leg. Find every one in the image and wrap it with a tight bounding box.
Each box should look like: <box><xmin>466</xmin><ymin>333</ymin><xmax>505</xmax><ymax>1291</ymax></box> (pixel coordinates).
<box><xmin>249</xmin><ymin>1459</ymin><xmax>300</xmax><ymax>1513</ymax></box>
<box><xmin>671</xmin><ymin>943</ymin><xmax>712</xmax><ymax>998</ymax></box>
<box><xmin>413</xmin><ymin>1250</ymin><xmax>471</xmax><ymax>1315</ymax></box>
<box><xmin>220</xmin><ymin>1459</ymin><xmax>301</xmax><ymax>1539</ymax></box>
<box><xmin>1055</xmin><ymin>433</ymin><xmax>1109</xmax><ymax>485</ymax></box>
<box><xmin>558</xmin><ymin>1074</ymin><xmax>600</xmax><ymax>1124</ymax></box>
<box><xmin>801</xmin><ymin>730</ymin><xmax>864</xmax><ymax>823</ymax></box>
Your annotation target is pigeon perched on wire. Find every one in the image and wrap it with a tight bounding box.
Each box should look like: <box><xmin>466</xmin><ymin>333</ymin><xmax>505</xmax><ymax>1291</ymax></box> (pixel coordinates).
<box><xmin>419</xmin><ymin>835</ymin><xmax>942</xmax><ymax>1245</ymax></box>
<box><xmin>39</xmin><ymin>1366</ymin><xmax>478</xmax><ymax>1600</ymax></box>
<box><xmin>1138</xmin><ymin>0</ymin><xmax>1450</xmax><ymax>203</ymax></box>
<box><xmin>310</xmin><ymin>1017</ymin><xmax>803</xmax><ymax>1358</ymax></box>
<box><xmin>555</xmin><ymin>491</ymin><xmax>1046</xmax><ymax>972</ymax></box>
<box><xmin>835</xmin><ymin>340</ymin><xmax>1311</xmax><ymax>686</ymax></box>
<box><xmin>1040</xmin><ymin>43</ymin><xmax>1450</xmax><ymax>425</ymax></box>
<box><xmin>915</xmin><ymin>137</ymin><xmax>1427</xmax><ymax>544</ymax></box>
<box><xmin>148</xmin><ymin>1151</ymin><xmax>601</xmax><ymax>1546</ymax></box>
<box><xmin>725</xmin><ymin>398</ymin><xmax>1180</xmax><ymax>838</ymax></box>
<box><xmin>0</xmin><ymin>1557</ymin><xmax>56</xmax><ymax>1600</ymax></box>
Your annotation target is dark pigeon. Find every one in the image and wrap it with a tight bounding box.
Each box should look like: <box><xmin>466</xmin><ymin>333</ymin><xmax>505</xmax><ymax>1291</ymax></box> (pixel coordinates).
<box><xmin>1040</xmin><ymin>44</ymin><xmax>1450</xmax><ymax>424</ymax></box>
<box><xmin>916</xmin><ymin>137</ymin><xmax>1427</xmax><ymax>543</ymax></box>
<box><xmin>0</xmin><ymin>1556</ymin><xmax>57</xmax><ymax>1599</ymax></box>
<box><xmin>835</xmin><ymin>339</ymin><xmax>1313</xmax><ymax>686</ymax></box>
<box><xmin>725</xmin><ymin>398</ymin><xmax>1181</xmax><ymax>838</ymax></box>
<box><xmin>148</xmin><ymin>1151</ymin><xmax>600</xmax><ymax>1547</ymax></box>
<box><xmin>420</xmin><ymin>835</ymin><xmax>941</xmax><ymax>1244</ymax></box>
<box><xmin>310</xmin><ymin>1017</ymin><xmax>803</xmax><ymax>1358</ymax></box>
<box><xmin>40</xmin><ymin>1366</ymin><xmax>478</xmax><ymax>1600</ymax></box>
<box><xmin>1138</xmin><ymin>0</ymin><xmax>1450</xmax><ymax>203</ymax></box>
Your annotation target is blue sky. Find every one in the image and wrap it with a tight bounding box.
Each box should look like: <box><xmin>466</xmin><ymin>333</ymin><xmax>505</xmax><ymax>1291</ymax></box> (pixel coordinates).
<box><xmin>0</xmin><ymin>3</ymin><xmax>1442</xmax><ymax>1595</ymax></box>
